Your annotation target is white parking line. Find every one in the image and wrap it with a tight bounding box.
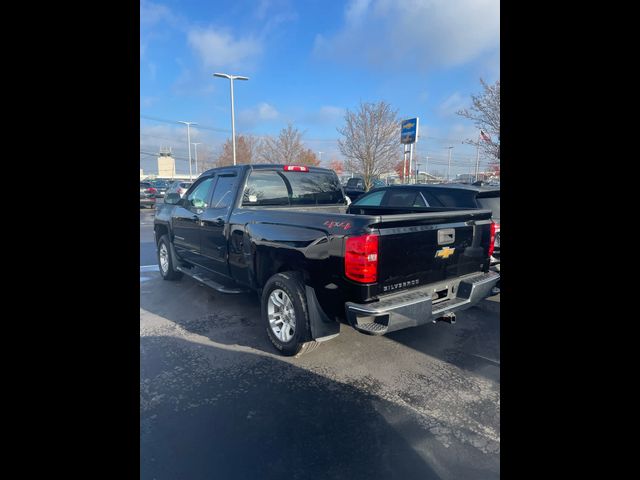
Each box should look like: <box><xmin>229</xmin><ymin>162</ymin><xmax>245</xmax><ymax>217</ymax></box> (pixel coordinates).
<box><xmin>140</xmin><ymin>265</ymin><xmax>160</xmax><ymax>272</ymax></box>
<box><xmin>472</xmin><ymin>354</ymin><xmax>500</xmax><ymax>365</ymax></box>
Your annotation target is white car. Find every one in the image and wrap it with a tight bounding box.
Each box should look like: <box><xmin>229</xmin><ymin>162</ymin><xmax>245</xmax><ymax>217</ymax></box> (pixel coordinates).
<box><xmin>166</xmin><ymin>181</ymin><xmax>193</xmax><ymax>198</ymax></box>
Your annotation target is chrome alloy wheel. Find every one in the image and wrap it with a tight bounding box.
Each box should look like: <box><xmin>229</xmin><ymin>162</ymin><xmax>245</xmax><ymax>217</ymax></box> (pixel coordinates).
<box><xmin>159</xmin><ymin>243</ymin><xmax>169</xmax><ymax>274</ymax></box>
<box><xmin>267</xmin><ymin>289</ymin><xmax>296</xmax><ymax>342</ymax></box>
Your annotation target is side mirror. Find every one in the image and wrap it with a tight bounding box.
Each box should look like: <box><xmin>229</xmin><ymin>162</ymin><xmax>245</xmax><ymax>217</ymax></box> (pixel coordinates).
<box><xmin>164</xmin><ymin>192</ymin><xmax>181</xmax><ymax>205</ymax></box>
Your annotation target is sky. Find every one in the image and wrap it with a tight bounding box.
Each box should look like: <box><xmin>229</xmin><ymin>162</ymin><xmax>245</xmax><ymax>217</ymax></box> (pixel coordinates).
<box><xmin>140</xmin><ymin>0</ymin><xmax>500</xmax><ymax>177</ymax></box>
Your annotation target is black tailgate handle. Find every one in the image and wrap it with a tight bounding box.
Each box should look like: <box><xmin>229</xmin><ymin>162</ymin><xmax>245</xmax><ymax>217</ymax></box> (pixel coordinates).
<box><xmin>437</xmin><ymin>228</ymin><xmax>455</xmax><ymax>245</ymax></box>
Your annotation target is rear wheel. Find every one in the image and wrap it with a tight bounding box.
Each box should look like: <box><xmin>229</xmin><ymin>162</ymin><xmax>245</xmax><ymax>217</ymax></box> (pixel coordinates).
<box><xmin>157</xmin><ymin>234</ymin><xmax>183</xmax><ymax>281</ymax></box>
<box><xmin>261</xmin><ymin>272</ymin><xmax>319</xmax><ymax>357</ymax></box>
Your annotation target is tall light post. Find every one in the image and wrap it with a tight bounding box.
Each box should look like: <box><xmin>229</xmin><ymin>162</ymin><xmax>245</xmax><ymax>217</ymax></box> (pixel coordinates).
<box><xmin>446</xmin><ymin>146</ymin><xmax>453</xmax><ymax>182</ymax></box>
<box><xmin>424</xmin><ymin>155</ymin><xmax>431</xmax><ymax>182</ymax></box>
<box><xmin>178</xmin><ymin>121</ymin><xmax>197</xmax><ymax>180</ymax></box>
<box><xmin>192</xmin><ymin>142</ymin><xmax>202</xmax><ymax>175</ymax></box>
<box><xmin>214</xmin><ymin>73</ymin><xmax>249</xmax><ymax>166</ymax></box>
<box><xmin>474</xmin><ymin>132</ymin><xmax>481</xmax><ymax>182</ymax></box>
<box><xmin>318</xmin><ymin>151</ymin><xmax>323</xmax><ymax>163</ymax></box>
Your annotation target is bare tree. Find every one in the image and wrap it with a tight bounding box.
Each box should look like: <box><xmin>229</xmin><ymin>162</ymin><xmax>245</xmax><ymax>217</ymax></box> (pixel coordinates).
<box><xmin>298</xmin><ymin>148</ymin><xmax>320</xmax><ymax>166</ymax></box>
<box><xmin>328</xmin><ymin>158</ymin><xmax>344</xmax><ymax>175</ymax></box>
<box><xmin>456</xmin><ymin>79</ymin><xmax>500</xmax><ymax>161</ymax></box>
<box><xmin>337</xmin><ymin>101</ymin><xmax>400</xmax><ymax>191</ymax></box>
<box><xmin>259</xmin><ymin>123</ymin><xmax>306</xmax><ymax>164</ymax></box>
<box><xmin>216</xmin><ymin>135</ymin><xmax>261</xmax><ymax>166</ymax></box>
<box><xmin>197</xmin><ymin>144</ymin><xmax>217</xmax><ymax>172</ymax></box>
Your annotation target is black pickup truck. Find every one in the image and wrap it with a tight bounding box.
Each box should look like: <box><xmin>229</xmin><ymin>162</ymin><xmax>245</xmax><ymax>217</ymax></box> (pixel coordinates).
<box><xmin>154</xmin><ymin>164</ymin><xmax>499</xmax><ymax>356</ymax></box>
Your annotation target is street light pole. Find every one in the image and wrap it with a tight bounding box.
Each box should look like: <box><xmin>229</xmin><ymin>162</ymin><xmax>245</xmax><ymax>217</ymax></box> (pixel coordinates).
<box><xmin>446</xmin><ymin>146</ymin><xmax>453</xmax><ymax>182</ymax></box>
<box><xmin>474</xmin><ymin>132</ymin><xmax>481</xmax><ymax>182</ymax></box>
<box><xmin>178</xmin><ymin>121</ymin><xmax>197</xmax><ymax>180</ymax></box>
<box><xmin>425</xmin><ymin>155</ymin><xmax>430</xmax><ymax>182</ymax></box>
<box><xmin>403</xmin><ymin>145</ymin><xmax>408</xmax><ymax>183</ymax></box>
<box><xmin>214</xmin><ymin>73</ymin><xmax>249</xmax><ymax>166</ymax></box>
<box><xmin>192</xmin><ymin>142</ymin><xmax>202</xmax><ymax>175</ymax></box>
<box><xmin>318</xmin><ymin>151</ymin><xmax>323</xmax><ymax>163</ymax></box>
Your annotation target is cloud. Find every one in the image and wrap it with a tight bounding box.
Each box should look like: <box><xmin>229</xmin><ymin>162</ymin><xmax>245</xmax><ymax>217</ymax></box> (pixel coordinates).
<box><xmin>257</xmin><ymin>103</ymin><xmax>279</xmax><ymax>120</ymax></box>
<box><xmin>254</xmin><ymin>0</ymin><xmax>298</xmax><ymax>32</ymax></box>
<box><xmin>188</xmin><ymin>28</ymin><xmax>263</xmax><ymax>70</ymax></box>
<box><xmin>318</xmin><ymin>105</ymin><xmax>345</xmax><ymax>121</ymax></box>
<box><xmin>438</xmin><ymin>92</ymin><xmax>467</xmax><ymax>117</ymax></box>
<box><xmin>301</xmin><ymin>105</ymin><xmax>345</xmax><ymax>126</ymax></box>
<box><xmin>255</xmin><ymin>0</ymin><xmax>273</xmax><ymax>20</ymax></box>
<box><xmin>141</xmin><ymin>97</ymin><xmax>158</xmax><ymax>108</ymax></box>
<box><xmin>237</xmin><ymin>102</ymin><xmax>280</xmax><ymax>128</ymax></box>
<box><xmin>140</xmin><ymin>0</ymin><xmax>174</xmax><ymax>27</ymax></box>
<box><xmin>345</xmin><ymin>0</ymin><xmax>372</xmax><ymax>24</ymax></box>
<box><xmin>314</xmin><ymin>0</ymin><xmax>499</xmax><ymax>71</ymax></box>
<box><xmin>171</xmin><ymin>68</ymin><xmax>216</xmax><ymax>97</ymax></box>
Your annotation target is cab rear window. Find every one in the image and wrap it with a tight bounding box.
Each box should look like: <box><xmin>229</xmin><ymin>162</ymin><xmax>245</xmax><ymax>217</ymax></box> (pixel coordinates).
<box><xmin>242</xmin><ymin>170</ymin><xmax>345</xmax><ymax>206</ymax></box>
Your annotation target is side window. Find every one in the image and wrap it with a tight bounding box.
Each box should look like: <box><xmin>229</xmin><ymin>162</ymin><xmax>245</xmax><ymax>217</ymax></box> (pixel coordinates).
<box><xmin>387</xmin><ymin>190</ymin><xmax>418</xmax><ymax>207</ymax></box>
<box><xmin>354</xmin><ymin>190</ymin><xmax>385</xmax><ymax>206</ymax></box>
<box><xmin>187</xmin><ymin>177</ymin><xmax>215</xmax><ymax>209</ymax></box>
<box><xmin>422</xmin><ymin>191</ymin><xmax>444</xmax><ymax>207</ymax></box>
<box><xmin>431</xmin><ymin>190</ymin><xmax>476</xmax><ymax>208</ymax></box>
<box><xmin>242</xmin><ymin>171</ymin><xmax>289</xmax><ymax>206</ymax></box>
<box><xmin>413</xmin><ymin>192</ymin><xmax>428</xmax><ymax>207</ymax></box>
<box><xmin>210</xmin><ymin>175</ymin><xmax>237</xmax><ymax>208</ymax></box>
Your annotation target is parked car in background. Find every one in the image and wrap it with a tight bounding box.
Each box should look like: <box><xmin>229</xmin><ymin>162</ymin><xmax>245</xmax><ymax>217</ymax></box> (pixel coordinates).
<box><xmin>352</xmin><ymin>184</ymin><xmax>500</xmax><ymax>287</ymax></box>
<box><xmin>151</xmin><ymin>180</ymin><xmax>170</xmax><ymax>198</ymax></box>
<box><xmin>344</xmin><ymin>177</ymin><xmax>366</xmax><ymax>202</ymax></box>
<box><xmin>166</xmin><ymin>180</ymin><xmax>193</xmax><ymax>198</ymax></box>
<box><xmin>140</xmin><ymin>182</ymin><xmax>157</xmax><ymax>209</ymax></box>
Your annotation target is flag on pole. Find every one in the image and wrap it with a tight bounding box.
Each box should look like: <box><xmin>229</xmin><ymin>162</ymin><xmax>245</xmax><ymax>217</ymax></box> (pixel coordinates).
<box><xmin>480</xmin><ymin>130</ymin><xmax>491</xmax><ymax>142</ymax></box>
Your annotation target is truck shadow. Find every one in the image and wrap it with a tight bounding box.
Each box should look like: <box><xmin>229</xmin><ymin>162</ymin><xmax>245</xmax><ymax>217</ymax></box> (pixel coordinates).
<box><xmin>140</xmin><ymin>334</ymin><xmax>477</xmax><ymax>480</ymax></box>
<box><xmin>140</xmin><ymin>273</ymin><xmax>500</xmax><ymax>382</ymax></box>
<box><xmin>385</xmin><ymin>300</ymin><xmax>500</xmax><ymax>384</ymax></box>
<box><xmin>140</xmin><ymin>273</ymin><xmax>276</xmax><ymax>355</ymax></box>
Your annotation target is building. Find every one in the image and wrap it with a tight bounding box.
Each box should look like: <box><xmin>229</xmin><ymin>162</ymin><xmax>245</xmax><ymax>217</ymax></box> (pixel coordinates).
<box><xmin>453</xmin><ymin>172</ymin><xmax>496</xmax><ymax>184</ymax></box>
<box><xmin>157</xmin><ymin>146</ymin><xmax>176</xmax><ymax>178</ymax></box>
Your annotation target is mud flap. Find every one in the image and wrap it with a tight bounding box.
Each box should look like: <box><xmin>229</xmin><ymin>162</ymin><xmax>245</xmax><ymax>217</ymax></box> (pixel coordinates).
<box><xmin>305</xmin><ymin>286</ymin><xmax>340</xmax><ymax>342</ymax></box>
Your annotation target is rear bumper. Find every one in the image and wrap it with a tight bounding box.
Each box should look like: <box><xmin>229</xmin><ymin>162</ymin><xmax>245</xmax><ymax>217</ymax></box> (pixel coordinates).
<box><xmin>345</xmin><ymin>271</ymin><xmax>499</xmax><ymax>335</ymax></box>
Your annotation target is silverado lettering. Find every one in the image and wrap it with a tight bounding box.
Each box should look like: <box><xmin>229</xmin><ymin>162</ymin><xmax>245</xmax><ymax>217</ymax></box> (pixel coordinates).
<box><xmin>383</xmin><ymin>279</ymin><xmax>420</xmax><ymax>292</ymax></box>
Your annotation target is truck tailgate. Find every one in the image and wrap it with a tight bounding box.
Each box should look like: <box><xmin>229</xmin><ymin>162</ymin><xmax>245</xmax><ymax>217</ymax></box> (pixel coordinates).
<box><xmin>371</xmin><ymin>210</ymin><xmax>493</xmax><ymax>293</ymax></box>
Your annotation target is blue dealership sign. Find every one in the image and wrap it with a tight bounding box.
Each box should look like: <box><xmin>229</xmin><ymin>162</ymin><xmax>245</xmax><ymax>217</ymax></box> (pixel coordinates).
<box><xmin>401</xmin><ymin>118</ymin><xmax>419</xmax><ymax>144</ymax></box>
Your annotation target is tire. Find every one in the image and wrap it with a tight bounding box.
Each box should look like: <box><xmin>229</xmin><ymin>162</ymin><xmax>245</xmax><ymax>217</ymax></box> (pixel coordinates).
<box><xmin>261</xmin><ymin>272</ymin><xmax>319</xmax><ymax>357</ymax></box>
<box><xmin>157</xmin><ymin>234</ymin><xmax>183</xmax><ymax>281</ymax></box>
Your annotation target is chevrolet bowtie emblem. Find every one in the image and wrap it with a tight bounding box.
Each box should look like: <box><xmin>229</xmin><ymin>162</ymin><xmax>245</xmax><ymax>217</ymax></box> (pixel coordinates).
<box><xmin>435</xmin><ymin>247</ymin><xmax>455</xmax><ymax>259</ymax></box>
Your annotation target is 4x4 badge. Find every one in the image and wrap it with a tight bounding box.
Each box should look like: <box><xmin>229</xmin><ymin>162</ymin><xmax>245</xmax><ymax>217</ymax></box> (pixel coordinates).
<box><xmin>435</xmin><ymin>247</ymin><xmax>455</xmax><ymax>259</ymax></box>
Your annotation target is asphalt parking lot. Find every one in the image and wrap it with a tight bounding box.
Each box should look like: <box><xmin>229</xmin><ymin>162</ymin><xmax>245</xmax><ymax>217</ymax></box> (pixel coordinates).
<box><xmin>140</xmin><ymin>208</ymin><xmax>500</xmax><ymax>480</ymax></box>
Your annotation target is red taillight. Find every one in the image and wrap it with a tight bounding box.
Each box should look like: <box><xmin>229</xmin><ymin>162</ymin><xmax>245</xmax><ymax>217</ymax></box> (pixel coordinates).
<box><xmin>345</xmin><ymin>234</ymin><xmax>378</xmax><ymax>283</ymax></box>
<box><xmin>488</xmin><ymin>221</ymin><xmax>497</xmax><ymax>257</ymax></box>
<box><xmin>147</xmin><ymin>187</ymin><xmax>157</xmax><ymax>193</ymax></box>
<box><xmin>283</xmin><ymin>165</ymin><xmax>309</xmax><ymax>172</ymax></box>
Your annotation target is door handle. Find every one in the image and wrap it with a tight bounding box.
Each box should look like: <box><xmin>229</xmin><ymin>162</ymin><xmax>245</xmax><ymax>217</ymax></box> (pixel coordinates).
<box><xmin>214</xmin><ymin>217</ymin><xmax>225</xmax><ymax>227</ymax></box>
<box><xmin>192</xmin><ymin>215</ymin><xmax>199</xmax><ymax>221</ymax></box>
